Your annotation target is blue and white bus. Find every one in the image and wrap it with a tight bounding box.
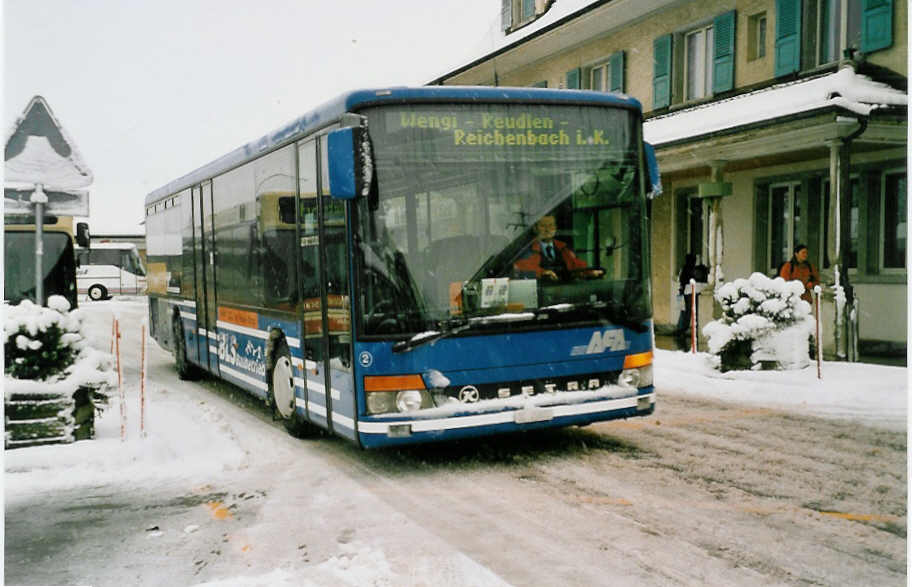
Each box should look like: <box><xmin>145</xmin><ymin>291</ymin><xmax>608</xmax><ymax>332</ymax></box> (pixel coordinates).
<box><xmin>145</xmin><ymin>87</ymin><xmax>660</xmax><ymax>448</ymax></box>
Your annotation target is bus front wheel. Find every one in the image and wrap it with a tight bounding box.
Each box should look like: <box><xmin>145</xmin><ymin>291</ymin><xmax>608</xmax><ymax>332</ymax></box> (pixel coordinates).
<box><xmin>88</xmin><ymin>284</ymin><xmax>107</xmax><ymax>301</ymax></box>
<box><xmin>269</xmin><ymin>340</ymin><xmax>314</xmax><ymax>438</ymax></box>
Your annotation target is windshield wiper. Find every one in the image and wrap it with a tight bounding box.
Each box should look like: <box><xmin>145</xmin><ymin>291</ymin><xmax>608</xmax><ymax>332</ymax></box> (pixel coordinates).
<box><xmin>392</xmin><ymin>300</ymin><xmax>648</xmax><ymax>354</ymax></box>
<box><xmin>392</xmin><ymin>317</ymin><xmax>472</xmax><ymax>353</ymax></box>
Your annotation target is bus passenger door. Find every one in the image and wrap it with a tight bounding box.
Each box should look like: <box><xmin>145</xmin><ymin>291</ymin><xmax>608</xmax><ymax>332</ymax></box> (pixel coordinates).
<box><xmin>318</xmin><ymin>134</ymin><xmax>356</xmax><ymax>441</ymax></box>
<box><xmin>193</xmin><ymin>182</ymin><xmax>219</xmax><ymax>375</ymax></box>
<box><xmin>297</xmin><ymin>137</ymin><xmax>356</xmax><ymax>441</ymax></box>
<box><xmin>297</xmin><ymin>140</ymin><xmax>325</xmax><ymax>429</ymax></box>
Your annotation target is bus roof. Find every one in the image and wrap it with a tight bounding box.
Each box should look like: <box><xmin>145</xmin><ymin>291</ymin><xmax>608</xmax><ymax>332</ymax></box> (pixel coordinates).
<box><xmin>145</xmin><ymin>86</ymin><xmax>642</xmax><ymax>205</ymax></box>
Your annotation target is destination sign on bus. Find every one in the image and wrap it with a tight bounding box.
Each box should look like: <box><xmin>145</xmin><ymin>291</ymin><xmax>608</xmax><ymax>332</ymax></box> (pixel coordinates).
<box><xmin>393</xmin><ymin>109</ymin><xmax>622</xmax><ymax>149</ymax></box>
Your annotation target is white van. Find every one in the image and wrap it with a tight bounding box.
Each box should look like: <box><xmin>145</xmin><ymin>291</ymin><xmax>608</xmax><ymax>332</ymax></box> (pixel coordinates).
<box><xmin>76</xmin><ymin>242</ymin><xmax>147</xmax><ymax>300</ymax></box>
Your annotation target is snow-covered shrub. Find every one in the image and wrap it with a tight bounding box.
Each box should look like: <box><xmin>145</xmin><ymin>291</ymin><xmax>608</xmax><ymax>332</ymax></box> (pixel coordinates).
<box><xmin>4</xmin><ymin>296</ymin><xmax>115</xmax><ymax>447</ymax></box>
<box><xmin>4</xmin><ymin>296</ymin><xmax>86</xmax><ymax>380</ymax></box>
<box><xmin>703</xmin><ymin>273</ymin><xmax>815</xmax><ymax>371</ymax></box>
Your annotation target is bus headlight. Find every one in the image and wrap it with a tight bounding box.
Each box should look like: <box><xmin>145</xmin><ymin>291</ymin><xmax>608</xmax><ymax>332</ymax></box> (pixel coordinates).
<box><xmin>619</xmin><ymin>364</ymin><xmax>653</xmax><ymax>389</ymax></box>
<box><xmin>366</xmin><ymin>392</ymin><xmax>396</xmax><ymax>415</ymax></box>
<box><xmin>396</xmin><ymin>390</ymin><xmax>423</xmax><ymax>412</ymax></box>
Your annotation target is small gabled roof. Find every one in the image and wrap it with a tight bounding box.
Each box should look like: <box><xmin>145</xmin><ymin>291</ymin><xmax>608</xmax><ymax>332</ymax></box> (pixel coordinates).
<box><xmin>4</xmin><ymin>95</ymin><xmax>93</xmax><ymax>190</ymax></box>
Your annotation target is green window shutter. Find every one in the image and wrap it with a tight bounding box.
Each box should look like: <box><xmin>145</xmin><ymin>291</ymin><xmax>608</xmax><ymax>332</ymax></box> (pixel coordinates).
<box><xmin>861</xmin><ymin>0</ymin><xmax>893</xmax><ymax>53</ymax></box>
<box><xmin>712</xmin><ymin>11</ymin><xmax>736</xmax><ymax>93</ymax></box>
<box><xmin>566</xmin><ymin>68</ymin><xmax>581</xmax><ymax>90</ymax></box>
<box><xmin>774</xmin><ymin>0</ymin><xmax>802</xmax><ymax>76</ymax></box>
<box><xmin>609</xmin><ymin>51</ymin><xmax>625</xmax><ymax>92</ymax></box>
<box><xmin>501</xmin><ymin>0</ymin><xmax>512</xmax><ymax>31</ymax></box>
<box><xmin>653</xmin><ymin>35</ymin><xmax>672</xmax><ymax>108</ymax></box>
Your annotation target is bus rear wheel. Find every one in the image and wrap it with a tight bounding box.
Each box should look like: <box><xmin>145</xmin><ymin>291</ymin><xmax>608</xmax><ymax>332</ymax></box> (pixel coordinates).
<box><xmin>88</xmin><ymin>284</ymin><xmax>107</xmax><ymax>301</ymax></box>
<box><xmin>172</xmin><ymin>316</ymin><xmax>198</xmax><ymax>380</ymax></box>
<box><xmin>269</xmin><ymin>340</ymin><xmax>314</xmax><ymax>438</ymax></box>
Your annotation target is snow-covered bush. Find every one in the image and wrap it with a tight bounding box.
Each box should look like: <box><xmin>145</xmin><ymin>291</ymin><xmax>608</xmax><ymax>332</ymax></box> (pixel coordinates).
<box><xmin>703</xmin><ymin>273</ymin><xmax>816</xmax><ymax>372</ymax></box>
<box><xmin>4</xmin><ymin>296</ymin><xmax>115</xmax><ymax>447</ymax></box>
<box><xmin>4</xmin><ymin>296</ymin><xmax>86</xmax><ymax>380</ymax></box>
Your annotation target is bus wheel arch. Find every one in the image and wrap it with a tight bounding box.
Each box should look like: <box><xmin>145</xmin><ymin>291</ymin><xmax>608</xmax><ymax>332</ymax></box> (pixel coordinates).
<box><xmin>266</xmin><ymin>331</ymin><xmax>314</xmax><ymax>437</ymax></box>
<box><xmin>266</xmin><ymin>332</ymin><xmax>296</xmax><ymax>420</ymax></box>
<box><xmin>172</xmin><ymin>311</ymin><xmax>198</xmax><ymax>380</ymax></box>
<box><xmin>88</xmin><ymin>284</ymin><xmax>108</xmax><ymax>301</ymax></box>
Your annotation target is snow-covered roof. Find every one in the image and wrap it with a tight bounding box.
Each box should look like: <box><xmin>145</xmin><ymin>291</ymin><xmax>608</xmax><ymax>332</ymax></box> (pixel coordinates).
<box><xmin>433</xmin><ymin>0</ymin><xmax>600</xmax><ymax>83</ymax></box>
<box><xmin>644</xmin><ymin>66</ymin><xmax>907</xmax><ymax>146</ymax></box>
<box><xmin>4</xmin><ymin>95</ymin><xmax>93</xmax><ymax>191</ymax></box>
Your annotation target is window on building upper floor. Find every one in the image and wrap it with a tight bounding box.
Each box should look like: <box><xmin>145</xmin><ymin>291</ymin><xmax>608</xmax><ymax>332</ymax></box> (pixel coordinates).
<box><xmin>501</xmin><ymin>0</ymin><xmax>549</xmax><ymax>32</ymax></box>
<box><xmin>775</xmin><ymin>0</ymin><xmax>894</xmax><ymax>76</ymax></box>
<box><xmin>652</xmin><ymin>11</ymin><xmax>735</xmax><ymax>109</ymax></box>
<box><xmin>587</xmin><ymin>52</ymin><xmax>626</xmax><ymax>93</ymax></box>
<box><xmin>685</xmin><ymin>24</ymin><xmax>714</xmax><ymax>101</ymax></box>
<box><xmin>748</xmin><ymin>12</ymin><xmax>768</xmax><ymax>61</ymax></box>
<box><xmin>565</xmin><ymin>51</ymin><xmax>624</xmax><ymax>92</ymax></box>
<box><xmin>817</xmin><ymin>0</ymin><xmax>863</xmax><ymax>65</ymax></box>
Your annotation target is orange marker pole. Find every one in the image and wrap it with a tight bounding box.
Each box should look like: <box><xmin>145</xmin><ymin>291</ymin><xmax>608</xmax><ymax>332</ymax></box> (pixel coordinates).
<box><xmin>115</xmin><ymin>319</ymin><xmax>126</xmax><ymax>441</ymax></box>
<box><xmin>140</xmin><ymin>322</ymin><xmax>146</xmax><ymax>437</ymax></box>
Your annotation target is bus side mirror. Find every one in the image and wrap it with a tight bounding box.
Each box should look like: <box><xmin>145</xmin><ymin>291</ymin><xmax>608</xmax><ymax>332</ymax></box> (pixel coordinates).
<box><xmin>644</xmin><ymin>142</ymin><xmax>662</xmax><ymax>198</ymax></box>
<box><xmin>327</xmin><ymin>126</ymin><xmax>373</xmax><ymax>200</ymax></box>
<box><xmin>76</xmin><ymin>222</ymin><xmax>90</xmax><ymax>248</ymax></box>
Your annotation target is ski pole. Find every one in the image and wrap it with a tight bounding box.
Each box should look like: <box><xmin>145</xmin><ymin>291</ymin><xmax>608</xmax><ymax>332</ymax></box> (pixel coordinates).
<box><xmin>814</xmin><ymin>285</ymin><xmax>822</xmax><ymax>379</ymax></box>
<box><xmin>140</xmin><ymin>321</ymin><xmax>146</xmax><ymax>437</ymax></box>
<box><xmin>690</xmin><ymin>278</ymin><xmax>697</xmax><ymax>354</ymax></box>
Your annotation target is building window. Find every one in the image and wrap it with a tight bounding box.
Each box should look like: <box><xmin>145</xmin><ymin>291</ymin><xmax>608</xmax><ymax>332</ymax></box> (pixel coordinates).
<box><xmin>590</xmin><ymin>62</ymin><xmax>609</xmax><ymax>92</ymax></box>
<box><xmin>748</xmin><ymin>12</ymin><xmax>767</xmax><ymax>60</ymax></box>
<box><xmin>881</xmin><ymin>171</ymin><xmax>906</xmax><ymax>269</ymax></box>
<box><xmin>522</xmin><ymin>0</ymin><xmax>535</xmax><ymax>21</ymax></box>
<box><xmin>588</xmin><ymin>52</ymin><xmax>624</xmax><ymax>93</ymax></box>
<box><xmin>769</xmin><ymin>182</ymin><xmax>802</xmax><ymax>271</ymax></box>
<box><xmin>817</xmin><ymin>0</ymin><xmax>862</xmax><ymax>65</ymax></box>
<box><xmin>685</xmin><ymin>25</ymin><xmax>714</xmax><ymax>101</ymax></box>
<box><xmin>822</xmin><ymin>177</ymin><xmax>859</xmax><ymax>269</ymax></box>
<box><xmin>687</xmin><ymin>195</ymin><xmax>709</xmax><ymax>262</ymax></box>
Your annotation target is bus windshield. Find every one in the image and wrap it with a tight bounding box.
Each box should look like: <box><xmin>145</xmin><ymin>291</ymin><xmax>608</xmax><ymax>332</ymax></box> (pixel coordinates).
<box><xmin>355</xmin><ymin>103</ymin><xmax>650</xmax><ymax>338</ymax></box>
<box><xmin>4</xmin><ymin>231</ymin><xmax>77</xmax><ymax>307</ymax></box>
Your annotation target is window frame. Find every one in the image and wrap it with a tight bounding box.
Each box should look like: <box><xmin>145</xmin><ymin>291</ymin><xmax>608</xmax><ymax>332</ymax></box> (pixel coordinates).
<box><xmin>684</xmin><ymin>23</ymin><xmax>714</xmax><ymax>102</ymax></box>
<box><xmin>748</xmin><ymin>12</ymin><xmax>768</xmax><ymax>60</ymax></box>
<box><xmin>815</xmin><ymin>0</ymin><xmax>862</xmax><ymax>66</ymax></box>
<box><xmin>879</xmin><ymin>168</ymin><xmax>907</xmax><ymax>272</ymax></box>
<box><xmin>767</xmin><ymin>180</ymin><xmax>802</xmax><ymax>272</ymax></box>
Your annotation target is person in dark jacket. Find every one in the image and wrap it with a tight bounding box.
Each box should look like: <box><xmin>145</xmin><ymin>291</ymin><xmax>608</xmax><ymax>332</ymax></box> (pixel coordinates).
<box><xmin>675</xmin><ymin>253</ymin><xmax>703</xmax><ymax>349</ymax></box>
<box><xmin>779</xmin><ymin>244</ymin><xmax>820</xmax><ymax>303</ymax></box>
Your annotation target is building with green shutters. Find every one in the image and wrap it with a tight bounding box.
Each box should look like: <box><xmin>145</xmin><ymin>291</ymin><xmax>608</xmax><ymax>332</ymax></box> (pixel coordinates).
<box><xmin>434</xmin><ymin>0</ymin><xmax>907</xmax><ymax>359</ymax></box>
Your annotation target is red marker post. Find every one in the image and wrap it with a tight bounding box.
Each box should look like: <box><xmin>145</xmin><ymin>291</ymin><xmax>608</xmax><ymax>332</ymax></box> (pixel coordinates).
<box><xmin>115</xmin><ymin>318</ymin><xmax>126</xmax><ymax>441</ymax></box>
<box><xmin>140</xmin><ymin>322</ymin><xmax>147</xmax><ymax>437</ymax></box>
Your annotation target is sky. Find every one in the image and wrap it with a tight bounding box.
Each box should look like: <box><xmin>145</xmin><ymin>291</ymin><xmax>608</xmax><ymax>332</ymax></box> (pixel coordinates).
<box><xmin>3</xmin><ymin>0</ymin><xmax>500</xmax><ymax>235</ymax></box>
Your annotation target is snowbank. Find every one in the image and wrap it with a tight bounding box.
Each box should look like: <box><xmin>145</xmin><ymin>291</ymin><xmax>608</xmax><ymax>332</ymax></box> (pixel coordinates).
<box><xmin>655</xmin><ymin>349</ymin><xmax>907</xmax><ymax>431</ymax></box>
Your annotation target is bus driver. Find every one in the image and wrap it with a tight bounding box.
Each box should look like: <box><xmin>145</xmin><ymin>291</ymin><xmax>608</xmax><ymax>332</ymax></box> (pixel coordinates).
<box><xmin>514</xmin><ymin>215</ymin><xmax>604</xmax><ymax>281</ymax></box>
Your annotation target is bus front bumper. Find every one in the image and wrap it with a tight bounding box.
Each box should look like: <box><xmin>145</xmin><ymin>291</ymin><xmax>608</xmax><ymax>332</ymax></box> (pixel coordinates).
<box><xmin>356</xmin><ymin>387</ymin><xmax>655</xmax><ymax>448</ymax></box>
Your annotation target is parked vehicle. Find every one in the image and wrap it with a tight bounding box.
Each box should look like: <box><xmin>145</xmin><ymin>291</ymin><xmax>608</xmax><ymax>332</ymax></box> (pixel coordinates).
<box><xmin>76</xmin><ymin>242</ymin><xmax>147</xmax><ymax>300</ymax></box>
<box><xmin>4</xmin><ymin>215</ymin><xmax>90</xmax><ymax>308</ymax></box>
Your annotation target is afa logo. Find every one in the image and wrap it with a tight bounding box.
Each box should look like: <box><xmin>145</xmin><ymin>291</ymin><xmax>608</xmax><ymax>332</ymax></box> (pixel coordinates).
<box><xmin>585</xmin><ymin>328</ymin><xmax>628</xmax><ymax>354</ymax></box>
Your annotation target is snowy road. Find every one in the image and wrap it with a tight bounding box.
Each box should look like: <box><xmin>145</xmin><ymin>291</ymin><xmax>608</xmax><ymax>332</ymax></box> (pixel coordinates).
<box><xmin>5</xmin><ymin>298</ymin><xmax>907</xmax><ymax>586</ymax></box>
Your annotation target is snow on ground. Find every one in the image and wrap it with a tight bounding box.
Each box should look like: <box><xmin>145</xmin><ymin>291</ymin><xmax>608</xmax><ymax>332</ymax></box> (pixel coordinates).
<box><xmin>655</xmin><ymin>348</ymin><xmax>908</xmax><ymax>432</ymax></box>
<box><xmin>3</xmin><ymin>297</ymin><xmax>907</xmax><ymax>586</ymax></box>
